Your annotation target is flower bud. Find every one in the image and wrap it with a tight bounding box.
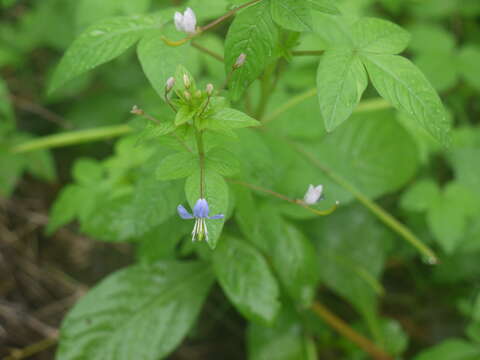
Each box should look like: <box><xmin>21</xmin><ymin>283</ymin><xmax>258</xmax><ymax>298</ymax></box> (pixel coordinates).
<box><xmin>183</xmin><ymin>73</ymin><xmax>191</xmax><ymax>88</ymax></box>
<box><xmin>194</xmin><ymin>90</ymin><xmax>202</xmax><ymax>98</ymax></box>
<box><xmin>165</xmin><ymin>77</ymin><xmax>175</xmax><ymax>93</ymax></box>
<box><xmin>303</xmin><ymin>184</ymin><xmax>324</xmax><ymax>205</ymax></box>
<box><xmin>130</xmin><ymin>105</ymin><xmax>144</xmax><ymax>115</ymax></box>
<box><xmin>206</xmin><ymin>83</ymin><xmax>214</xmax><ymax>96</ymax></box>
<box><xmin>233</xmin><ymin>53</ymin><xmax>247</xmax><ymax>69</ymax></box>
<box><xmin>174</xmin><ymin>7</ymin><xmax>197</xmax><ymax>34</ymax></box>
<box><xmin>183</xmin><ymin>90</ymin><xmax>192</xmax><ymax>101</ymax></box>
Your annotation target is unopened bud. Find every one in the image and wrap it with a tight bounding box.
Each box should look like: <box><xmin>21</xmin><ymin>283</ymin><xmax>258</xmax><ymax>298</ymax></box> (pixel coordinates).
<box><xmin>233</xmin><ymin>53</ymin><xmax>247</xmax><ymax>69</ymax></box>
<box><xmin>183</xmin><ymin>90</ymin><xmax>192</xmax><ymax>100</ymax></box>
<box><xmin>194</xmin><ymin>90</ymin><xmax>202</xmax><ymax>98</ymax></box>
<box><xmin>206</xmin><ymin>83</ymin><xmax>214</xmax><ymax>96</ymax></box>
<box><xmin>130</xmin><ymin>105</ymin><xmax>144</xmax><ymax>115</ymax></box>
<box><xmin>183</xmin><ymin>73</ymin><xmax>191</xmax><ymax>88</ymax></box>
<box><xmin>165</xmin><ymin>77</ymin><xmax>175</xmax><ymax>92</ymax></box>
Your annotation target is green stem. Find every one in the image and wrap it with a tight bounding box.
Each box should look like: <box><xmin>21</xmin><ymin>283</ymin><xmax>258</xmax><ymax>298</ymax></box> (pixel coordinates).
<box><xmin>290</xmin><ymin>141</ymin><xmax>438</xmax><ymax>264</ymax></box>
<box><xmin>10</xmin><ymin>125</ymin><xmax>132</xmax><ymax>153</ymax></box>
<box><xmin>255</xmin><ymin>62</ymin><xmax>278</xmax><ymax>119</ymax></box>
<box><xmin>195</xmin><ymin>129</ymin><xmax>206</xmax><ymax>199</ymax></box>
<box><xmin>291</xmin><ymin>50</ymin><xmax>325</xmax><ymax>56</ymax></box>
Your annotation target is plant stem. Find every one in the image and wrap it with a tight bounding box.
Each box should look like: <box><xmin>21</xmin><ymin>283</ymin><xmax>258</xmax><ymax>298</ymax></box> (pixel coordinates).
<box><xmin>255</xmin><ymin>61</ymin><xmax>278</xmax><ymax>119</ymax></box>
<box><xmin>291</xmin><ymin>50</ymin><xmax>325</xmax><ymax>56</ymax></box>
<box><xmin>10</xmin><ymin>125</ymin><xmax>132</xmax><ymax>153</ymax></box>
<box><xmin>4</xmin><ymin>336</ymin><xmax>58</xmax><ymax>360</ymax></box>
<box><xmin>311</xmin><ymin>301</ymin><xmax>394</xmax><ymax>360</ymax></box>
<box><xmin>195</xmin><ymin>130</ymin><xmax>206</xmax><ymax>198</ymax></box>
<box><xmin>227</xmin><ymin>179</ymin><xmax>338</xmax><ymax>216</ymax></box>
<box><xmin>191</xmin><ymin>41</ymin><xmax>224</xmax><ymax>62</ymax></box>
<box><xmin>290</xmin><ymin>141</ymin><xmax>438</xmax><ymax>264</ymax></box>
<box><xmin>199</xmin><ymin>0</ymin><xmax>261</xmax><ymax>33</ymax></box>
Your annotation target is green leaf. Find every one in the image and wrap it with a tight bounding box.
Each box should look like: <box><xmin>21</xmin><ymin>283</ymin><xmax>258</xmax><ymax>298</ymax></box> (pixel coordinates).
<box><xmin>247</xmin><ymin>306</ymin><xmax>314</xmax><ymax>360</ymax></box>
<box><xmin>400</xmin><ymin>179</ymin><xmax>440</xmax><ymax>212</ymax></box>
<box><xmin>213</xmin><ymin>237</ymin><xmax>280</xmax><ymax>324</ymax></box>
<box><xmin>47</xmin><ymin>185</ymin><xmax>84</xmax><ymax>234</ymax></box>
<box><xmin>137</xmin><ymin>27</ymin><xmax>198</xmax><ymax>98</ymax></box>
<box><xmin>0</xmin><ymin>77</ymin><xmax>14</xmax><ymax>129</ymax></box>
<box><xmin>175</xmin><ymin>105</ymin><xmax>195</xmax><ymax>126</ymax></box>
<box><xmin>458</xmin><ymin>45</ymin><xmax>480</xmax><ymax>91</ymax></box>
<box><xmin>317</xmin><ymin>49</ymin><xmax>368</xmax><ymax>131</ymax></box>
<box><xmin>270</xmin><ymin>0</ymin><xmax>312</xmax><ymax>32</ymax></box>
<box><xmin>185</xmin><ymin>168</ymin><xmax>228</xmax><ymax>249</ymax></box>
<box><xmin>156</xmin><ymin>152</ymin><xmax>198</xmax><ymax>180</ymax></box>
<box><xmin>72</xmin><ymin>158</ymin><xmax>104</xmax><ymax>185</ymax></box>
<box><xmin>307</xmin><ymin>0</ymin><xmax>340</xmax><ymax>15</ymax></box>
<box><xmin>225</xmin><ymin>1</ymin><xmax>278</xmax><ymax>101</ymax></box>
<box><xmin>205</xmin><ymin>147</ymin><xmax>240</xmax><ymax>177</ymax></box>
<box><xmin>414</xmin><ymin>52</ymin><xmax>458</xmax><ymax>91</ymax></box>
<box><xmin>313</xmin><ymin>205</ymin><xmax>391</xmax><ymax>325</ymax></box>
<box><xmin>56</xmin><ymin>261</ymin><xmax>214</xmax><ymax>360</ymax></box>
<box><xmin>205</xmin><ymin>107</ymin><xmax>261</xmax><ymax>132</ymax></box>
<box><xmin>362</xmin><ymin>53</ymin><xmax>450</xmax><ymax>145</ymax></box>
<box><xmin>352</xmin><ymin>17</ymin><xmax>410</xmax><ymax>54</ymax></box>
<box><xmin>24</xmin><ymin>149</ymin><xmax>57</xmax><ymax>183</ymax></box>
<box><xmin>50</xmin><ymin>14</ymin><xmax>162</xmax><ymax>93</ymax></box>
<box><xmin>414</xmin><ymin>339</ymin><xmax>480</xmax><ymax>360</ymax></box>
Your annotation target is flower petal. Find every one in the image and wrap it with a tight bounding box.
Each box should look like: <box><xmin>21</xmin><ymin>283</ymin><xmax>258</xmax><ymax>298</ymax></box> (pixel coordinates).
<box><xmin>193</xmin><ymin>198</ymin><xmax>209</xmax><ymax>218</ymax></box>
<box><xmin>174</xmin><ymin>12</ymin><xmax>184</xmax><ymax>32</ymax></box>
<box><xmin>177</xmin><ymin>204</ymin><xmax>193</xmax><ymax>219</ymax></box>
<box><xmin>208</xmin><ymin>214</ymin><xmax>224</xmax><ymax>220</ymax></box>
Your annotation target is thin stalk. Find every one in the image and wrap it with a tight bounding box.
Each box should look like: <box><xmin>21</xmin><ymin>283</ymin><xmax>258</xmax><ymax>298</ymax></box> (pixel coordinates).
<box><xmin>255</xmin><ymin>62</ymin><xmax>278</xmax><ymax>119</ymax></box>
<box><xmin>4</xmin><ymin>336</ymin><xmax>58</xmax><ymax>360</ymax></box>
<box><xmin>291</xmin><ymin>50</ymin><xmax>325</xmax><ymax>56</ymax></box>
<box><xmin>195</xmin><ymin>130</ymin><xmax>206</xmax><ymax>198</ymax></box>
<box><xmin>191</xmin><ymin>41</ymin><xmax>224</xmax><ymax>62</ymax></box>
<box><xmin>228</xmin><ymin>179</ymin><xmax>338</xmax><ymax>216</ymax></box>
<box><xmin>10</xmin><ymin>125</ymin><xmax>132</xmax><ymax>153</ymax></box>
<box><xmin>311</xmin><ymin>302</ymin><xmax>394</xmax><ymax>360</ymax></box>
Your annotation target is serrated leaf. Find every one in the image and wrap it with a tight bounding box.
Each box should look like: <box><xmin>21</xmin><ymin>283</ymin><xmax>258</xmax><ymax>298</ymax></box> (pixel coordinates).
<box><xmin>225</xmin><ymin>1</ymin><xmax>278</xmax><ymax>100</ymax></box>
<box><xmin>362</xmin><ymin>53</ymin><xmax>450</xmax><ymax>145</ymax></box>
<box><xmin>317</xmin><ymin>49</ymin><xmax>368</xmax><ymax>131</ymax></box>
<box><xmin>205</xmin><ymin>107</ymin><xmax>260</xmax><ymax>132</ymax></box>
<box><xmin>56</xmin><ymin>261</ymin><xmax>214</xmax><ymax>360</ymax></box>
<box><xmin>156</xmin><ymin>152</ymin><xmax>198</xmax><ymax>180</ymax></box>
<box><xmin>270</xmin><ymin>0</ymin><xmax>312</xmax><ymax>32</ymax></box>
<box><xmin>185</xmin><ymin>169</ymin><xmax>228</xmax><ymax>249</ymax></box>
<box><xmin>213</xmin><ymin>237</ymin><xmax>280</xmax><ymax>324</ymax></box>
<box><xmin>50</xmin><ymin>14</ymin><xmax>162</xmax><ymax>93</ymax></box>
<box><xmin>352</xmin><ymin>17</ymin><xmax>410</xmax><ymax>54</ymax></box>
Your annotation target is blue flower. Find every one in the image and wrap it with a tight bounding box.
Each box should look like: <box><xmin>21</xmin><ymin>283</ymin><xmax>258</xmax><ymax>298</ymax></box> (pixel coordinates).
<box><xmin>177</xmin><ymin>198</ymin><xmax>224</xmax><ymax>241</ymax></box>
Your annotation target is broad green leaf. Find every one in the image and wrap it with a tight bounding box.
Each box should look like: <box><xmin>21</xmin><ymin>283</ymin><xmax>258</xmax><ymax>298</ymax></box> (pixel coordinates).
<box><xmin>270</xmin><ymin>0</ymin><xmax>312</xmax><ymax>32</ymax></box>
<box><xmin>247</xmin><ymin>306</ymin><xmax>314</xmax><ymax>360</ymax></box>
<box><xmin>414</xmin><ymin>339</ymin><xmax>480</xmax><ymax>360</ymax></box>
<box><xmin>50</xmin><ymin>14</ymin><xmax>162</xmax><ymax>93</ymax></box>
<box><xmin>400</xmin><ymin>179</ymin><xmax>440</xmax><ymax>212</ymax></box>
<box><xmin>72</xmin><ymin>158</ymin><xmax>104</xmax><ymax>185</ymax></box>
<box><xmin>256</xmin><ymin>206</ymin><xmax>319</xmax><ymax>307</ymax></box>
<box><xmin>46</xmin><ymin>185</ymin><xmax>85</xmax><ymax>234</ymax></box>
<box><xmin>317</xmin><ymin>49</ymin><xmax>368</xmax><ymax>131</ymax></box>
<box><xmin>414</xmin><ymin>52</ymin><xmax>458</xmax><ymax>91</ymax></box>
<box><xmin>458</xmin><ymin>45</ymin><xmax>480</xmax><ymax>91</ymax></box>
<box><xmin>156</xmin><ymin>152</ymin><xmax>198</xmax><ymax>180</ymax></box>
<box><xmin>137</xmin><ymin>27</ymin><xmax>198</xmax><ymax>98</ymax></box>
<box><xmin>408</xmin><ymin>24</ymin><xmax>456</xmax><ymax>55</ymax></box>
<box><xmin>213</xmin><ymin>237</ymin><xmax>280</xmax><ymax>324</ymax></box>
<box><xmin>362</xmin><ymin>53</ymin><xmax>450</xmax><ymax>145</ymax></box>
<box><xmin>313</xmin><ymin>205</ymin><xmax>392</xmax><ymax>326</ymax></box>
<box><xmin>205</xmin><ymin>147</ymin><xmax>240</xmax><ymax>177</ymax></box>
<box><xmin>56</xmin><ymin>261</ymin><xmax>214</xmax><ymax>360</ymax></box>
<box><xmin>205</xmin><ymin>107</ymin><xmax>261</xmax><ymax>132</ymax></box>
<box><xmin>225</xmin><ymin>1</ymin><xmax>278</xmax><ymax>100</ymax></box>
<box><xmin>185</xmin><ymin>168</ymin><xmax>228</xmax><ymax>249</ymax></box>
<box><xmin>352</xmin><ymin>17</ymin><xmax>410</xmax><ymax>54</ymax></box>
<box><xmin>307</xmin><ymin>0</ymin><xmax>340</xmax><ymax>15</ymax></box>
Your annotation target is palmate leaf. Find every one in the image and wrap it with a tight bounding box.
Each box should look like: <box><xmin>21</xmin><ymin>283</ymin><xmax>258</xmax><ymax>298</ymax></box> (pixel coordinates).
<box><xmin>56</xmin><ymin>261</ymin><xmax>214</xmax><ymax>360</ymax></box>
<box><xmin>224</xmin><ymin>0</ymin><xmax>278</xmax><ymax>101</ymax></box>
<box><xmin>49</xmin><ymin>14</ymin><xmax>164</xmax><ymax>93</ymax></box>
<box><xmin>270</xmin><ymin>0</ymin><xmax>312</xmax><ymax>32</ymax></box>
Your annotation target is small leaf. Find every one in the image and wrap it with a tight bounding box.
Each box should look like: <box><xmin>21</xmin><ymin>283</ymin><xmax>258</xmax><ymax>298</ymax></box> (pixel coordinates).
<box><xmin>270</xmin><ymin>0</ymin><xmax>312</xmax><ymax>32</ymax></box>
<box><xmin>362</xmin><ymin>53</ymin><xmax>450</xmax><ymax>145</ymax></box>
<box><xmin>213</xmin><ymin>237</ymin><xmax>280</xmax><ymax>324</ymax></box>
<box><xmin>185</xmin><ymin>168</ymin><xmax>228</xmax><ymax>249</ymax></box>
<box><xmin>205</xmin><ymin>148</ymin><xmax>240</xmax><ymax>177</ymax></box>
<box><xmin>156</xmin><ymin>152</ymin><xmax>198</xmax><ymax>180</ymax></box>
<box><xmin>352</xmin><ymin>17</ymin><xmax>411</xmax><ymax>54</ymax></box>
<box><xmin>50</xmin><ymin>14</ymin><xmax>162</xmax><ymax>93</ymax></box>
<box><xmin>317</xmin><ymin>48</ymin><xmax>368</xmax><ymax>131</ymax></box>
<box><xmin>175</xmin><ymin>105</ymin><xmax>195</xmax><ymax>126</ymax></box>
<box><xmin>47</xmin><ymin>185</ymin><xmax>85</xmax><ymax>235</ymax></box>
<box><xmin>205</xmin><ymin>107</ymin><xmax>261</xmax><ymax>132</ymax></box>
<box><xmin>56</xmin><ymin>261</ymin><xmax>214</xmax><ymax>360</ymax></box>
<box><xmin>458</xmin><ymin>45</ymin><xmax>480</xmax><ymax>91</ymax></box>
<box><xmin>414</xmin><ymin>339</ymin><xmax>480</xmax><ymax>360</ymax></box>
<box><xmin>225</xmin><ymin>1</ymin><xmax>278</xmax><ymax>100</ymax></box>
<box><xmin>400</xmin><ymin>179</ymin><xmax>440</xmax><ymax>212</ymax></box>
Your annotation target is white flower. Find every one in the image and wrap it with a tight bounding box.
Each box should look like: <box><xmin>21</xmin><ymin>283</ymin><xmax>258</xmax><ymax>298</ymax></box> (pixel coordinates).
<box><xmin>303</xmin><ymin>184</ymin><xmax>324</xmax><ymax>205</ymax></box>
<box><xmin>174</xmin><ymin>7</ymin><xmax>197</xmax><ymax>34</ymax></box>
